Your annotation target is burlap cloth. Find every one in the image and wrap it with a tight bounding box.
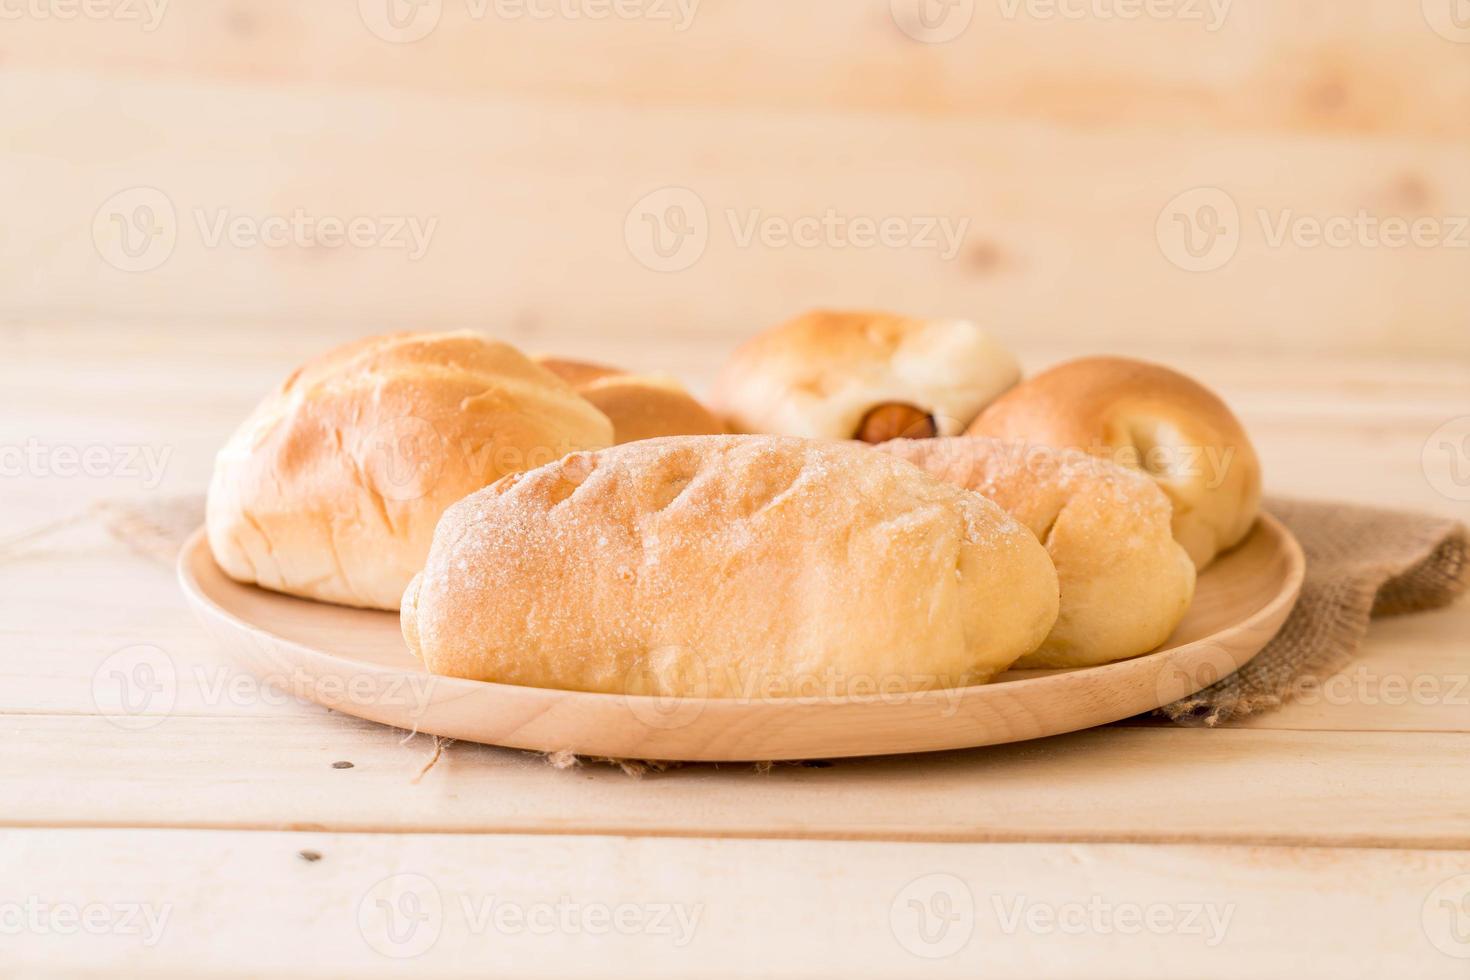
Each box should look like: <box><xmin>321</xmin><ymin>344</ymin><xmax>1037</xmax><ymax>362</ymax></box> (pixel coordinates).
<box><xmin>15</xmin><ymin>492</ymin><xmax>1464</xmax><ymax>770</ymax></box>
<box><xmin>1161</xmin><ymin>496</ymin><xmax>1469</xmax><ymax>724</ymax></box>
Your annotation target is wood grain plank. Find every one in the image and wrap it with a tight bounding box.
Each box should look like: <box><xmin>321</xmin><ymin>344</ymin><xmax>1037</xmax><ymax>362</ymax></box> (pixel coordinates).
<box><xmin>3</xmin><ymin>72</ymin><xmax>1468</xmax><ymax>350</ymax></box>
<box><xmin>0</xmin><ymin>0</ymin><xmax>1466</xmax><ymax>139</ymax></box>
<box><xmin>4</xmin><ymin>714</ymin><xmax>1470</xmax><ymax>847</ymax></box>
<box><xmin>3</xmin><ymin>830</ymin><xmax>1468</xmax><ymax>978</ymax></box>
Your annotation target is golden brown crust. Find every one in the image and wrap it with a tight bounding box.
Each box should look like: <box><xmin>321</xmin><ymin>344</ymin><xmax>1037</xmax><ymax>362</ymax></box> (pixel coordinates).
<box><xmin>535</xmin><ymin>357</ymin><xmax>623</xmax><ymax>388</ymax></box>
<box><xmin>535</xmin><ymin>356</ymin><xmax>724</xmax><ymax>444</ymax></box>
<box><xmin>965</xmin><ymin>356</ymin><xmax>1262</xmax><ymax>568</ymax></box>
<box><xmin>879</xmin><ymin>437</ymin><xmax>1196</xmax><ymax>668</ymax></box>
<box><xmin>206</xmin><ymin>331</ymin><xmax>614</xmax><ymax>610</ymax></box>
<box><xmin>402</xmin><ymin>435</ymin><xmax>1060</xmax><ymax>696</ymax></box>
<box><xmin>711</xmin><ymin>310</ymin><xmax>1021</xmax><ymax>439</ymax></box>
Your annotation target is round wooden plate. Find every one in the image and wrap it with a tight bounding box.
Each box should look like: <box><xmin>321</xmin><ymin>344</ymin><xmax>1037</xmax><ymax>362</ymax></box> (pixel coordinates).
<box><xmin>178</xmin><ymin>516</ymin><xmax>1303</xmax><ymax>761</ymax></box>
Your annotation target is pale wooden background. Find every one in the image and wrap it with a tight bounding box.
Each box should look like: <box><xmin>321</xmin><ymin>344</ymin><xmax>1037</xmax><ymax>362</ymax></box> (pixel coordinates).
<box><xmin>3</xmin><ymin>0</ymin><xmax>1469</xmax><ymax>352</ymax></box>
<box><xmin>6</xmin><ymin>6</ymin><xmax>1470</xmax><ymax>976</ymax></box>
<box><xmin>5</xmin><ymin>326</ymin><xmax>1470</xmax><ymax>978</ymax></box>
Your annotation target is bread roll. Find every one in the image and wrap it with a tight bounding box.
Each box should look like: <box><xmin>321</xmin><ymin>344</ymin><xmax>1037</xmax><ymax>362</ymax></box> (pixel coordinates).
<box><xmin>402</xmin><ymin>435</ymin><xmax>1060</xmax><ymax>696</ymax></box>
<box><xmin>207</xmin><ymin>331</ymin><xmax>614</xmax><ymax>610</ymax></box>
<box><xmin>879</xmin><ymin>437</ymin><xmax>1196</xmax><ymax>668</ymax></box>
<box><xmin>712</xmin><ymin>311</ymin><xmax>1021</xmax><ymax>442</ymax></box>
<box><xmin>537</xmin><ymin>357</ymin><xmax>724</xmax><ymax>444</ymax></box>
<box><xmin>966</xmin><ymin>357</ymin><xmax>1261</xmax><ymax>568</ymax></box>
<box><xmin>535</xmin><ymin>357</ymin><xmax>621</xmax><ymax>388</ymax></box>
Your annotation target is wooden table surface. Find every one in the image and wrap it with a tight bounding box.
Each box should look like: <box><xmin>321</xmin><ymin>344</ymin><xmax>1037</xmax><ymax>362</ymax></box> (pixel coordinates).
<box><xmin>4</xmin><ymin>322</ymin><xmax>1469</xmax><ymax>978</ymax></box>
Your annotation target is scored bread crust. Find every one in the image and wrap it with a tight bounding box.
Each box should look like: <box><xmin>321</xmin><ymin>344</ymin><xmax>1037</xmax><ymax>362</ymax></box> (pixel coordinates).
<box><xmin>879</xmin><ymin>437</ymin><xmax>1196</xmax><ymax>668</ymax></box>
<box><xmin>206</xmin><ymin>331</ymin><xmax>614</xmax><ymax>610</ymax></box>
<box><xmin>536</xmin><ymin>357</ymin><xmax>726</xmax><ymax>444</ymax></box>
<box><xmin>711</xmin><ymin>310</ymin><xmax>1021</xmax><ymax>440</ymax></box>
<box><xmin>965</xmin><ymin>356</ymin><xmax>1262</xmax><ymax>569</ymax></box>
<box><xmin>401</xmin><ymin>435</ymin><xmax>1060</xmax><ymax>696</ymax></box>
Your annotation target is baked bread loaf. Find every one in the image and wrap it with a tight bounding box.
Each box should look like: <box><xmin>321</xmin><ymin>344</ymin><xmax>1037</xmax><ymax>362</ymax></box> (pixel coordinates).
<box><xmin>966</xmin><ymin>357</ymin><xmax>1261</xmax><ymax>568</ymax></box>
<box><xmin>711</xmin><ymin>311</ymin><xmax>1021</xmax><ymax>443</ymax></box>
<box><xmin>536</xmin><ymin>357</ymin><xmax>724</xmax><ymax>444</ymax></box>
<box><xmin>207</xmin><ymin>331</ymin><xmax>614</xmax><ymax>610</ymax></box>
<box><xmin>401</xmin><ymin>435</ymin><xmax>1060</xmax><ymax>696</ymax></box>
<box><xmin>879</xmin><ymin>437</ymin><xmax>1196</xmax><ymax>668</ymax></box>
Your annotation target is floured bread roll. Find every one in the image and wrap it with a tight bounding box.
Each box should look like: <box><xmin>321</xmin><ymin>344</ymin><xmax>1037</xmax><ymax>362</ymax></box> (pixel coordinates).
<box><xmin>711</xmin><ymin>311</ymin><xmax>1021</xmax><ymax>443</ymax></box>
<box><xmin>402</xmin><ymin>435</ymin><xmax>1060</xmax><ymax>696</ymax></box>
<box><xmin>966</xmin><ymin>357</ymin><xmax>1261</xmax><ymax>568</ymax></box>
<box><xmin>879</xmin><ymin>437</ymin><xmax>1196</xmax><ymax>668</ymax></box>
<box><xmin>207</xmin><ymin>331</ymin><xmax>614</xmax><ymax>610</ymax></box>
<box><xmin>536</xmin><ymin>357</ymin><xmax>724</xmax><ymax>444</ymax></box>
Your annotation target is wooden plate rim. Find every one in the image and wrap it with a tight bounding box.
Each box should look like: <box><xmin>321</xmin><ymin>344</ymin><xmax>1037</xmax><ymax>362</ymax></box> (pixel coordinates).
<box><xmin>177</xmin><ymin>514</ymin><xmax>1304</xmax><ymax>757</ymax></box>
